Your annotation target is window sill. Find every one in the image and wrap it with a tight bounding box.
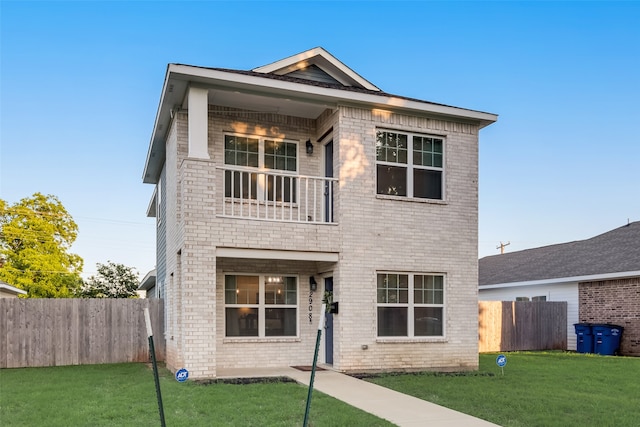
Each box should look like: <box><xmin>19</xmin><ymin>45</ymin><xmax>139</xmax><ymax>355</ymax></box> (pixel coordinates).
<box><xmin>376</xmin><ymin>337</ymin><xmax>447</xmax><ymax>344</ymax></box>
<box><xmin>223</xmin><ymin>337</ymin><xmax>301</xmax><ymax>344</ymax></box>
<box><xmin>376</xmin><ymin>195</ymin><xmax>448</xmax><ymax>205</ymax></box>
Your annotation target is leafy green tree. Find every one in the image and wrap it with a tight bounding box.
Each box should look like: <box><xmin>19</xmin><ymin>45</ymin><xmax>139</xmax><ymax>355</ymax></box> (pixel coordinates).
<box><xmin>0</xmin><ymin>193</ymin><xmax>83</xmax><ymax>297</ymax></box>
<box><xmin>77</xmin><ymin>261</ymin><xmax>139</xmax><ymax>298</ymax></box>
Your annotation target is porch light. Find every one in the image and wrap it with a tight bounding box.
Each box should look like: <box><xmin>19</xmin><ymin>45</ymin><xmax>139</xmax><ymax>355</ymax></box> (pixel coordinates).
<box><xmin>266</xmin><ymin>276</ymin><xmax>283</xmax><ymax>284</ymax></box>
<box><xmin>305</xmin><ymin>139</ymin><xmax>313</xmax><ymax>155</ymax></box>
<box><xmin>309</xmin><ymin>276</ymin><xmax>318</xmax><ymax>292</ymax></box>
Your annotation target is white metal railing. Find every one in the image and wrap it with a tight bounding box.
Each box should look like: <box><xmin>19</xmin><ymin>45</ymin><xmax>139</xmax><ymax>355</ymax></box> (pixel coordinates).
<box><xmin>218</xmin><ymin>166</ymin><xmax>337</xmax><ymax>224</ymax></box>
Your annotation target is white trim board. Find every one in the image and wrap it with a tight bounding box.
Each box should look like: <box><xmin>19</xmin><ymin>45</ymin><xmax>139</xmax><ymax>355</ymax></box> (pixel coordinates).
<box><xmin>480</xmin><ymin>270</ymin><xmax>640</xmax><ymax>290</ymax></box>
<box><xmin>216</xmin><ymin>247</ymin><xmax>339</xmax><ymax>263</ymax></box>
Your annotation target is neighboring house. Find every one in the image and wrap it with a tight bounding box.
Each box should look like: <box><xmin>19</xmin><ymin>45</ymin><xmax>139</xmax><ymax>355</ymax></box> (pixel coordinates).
<box><xmin>138</xmin><ymin>269</ymin><xmax>157</xmax><ymax>299</ymax></box>
<box><xmin>0</xmin><ymin>281</ymin><xmax>27</xmax><ymax>298</ymax></box>
<box><xmin>479</xmin><ymin>222</ymin><xmax>640</xmax><ymax>356</ymax></box>
<box><xmin>142</xmin><ymin>47</ymin><xmax>497</xmax><ymax>378</ymax></box>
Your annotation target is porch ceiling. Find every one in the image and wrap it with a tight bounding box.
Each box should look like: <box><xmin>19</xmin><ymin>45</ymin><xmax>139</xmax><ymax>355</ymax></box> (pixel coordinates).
<box><xmin>208</xmin><ymin>87</ymin><xmax>331</xmax><ymax>119</ymax></box>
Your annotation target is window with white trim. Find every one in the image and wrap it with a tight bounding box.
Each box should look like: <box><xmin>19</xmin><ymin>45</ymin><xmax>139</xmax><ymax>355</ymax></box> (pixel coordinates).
<box><xmin>224</xmin><ymin>134</ymin><xmax>298</xmax><ymax>202</ymax></box>
<box><xmin>377</xmin><ymin>273</ymin><xmax>444</xmax><ymax>337</ymax></box>
<box><xmin>224</xmin><ymin>275</ymin><xmax>298</xmax><ymax>337</ymax></box>
<box><xmin>376</xmin><ymin>130</ymin><xmax>444</xmax><ymax>200</ymax></box>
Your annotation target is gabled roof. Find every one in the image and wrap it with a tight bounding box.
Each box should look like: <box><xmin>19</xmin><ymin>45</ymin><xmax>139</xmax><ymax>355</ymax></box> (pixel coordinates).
<box><xmin>142</xmin><ymin>47</ymin><xmax>498</xmax><ymax>184</ymax></box>
<box><xmin>479</xmin><ymin>222</ymin><xmax>640</xmax><ymax>287</ymax></box>
<box><xmin>251</xmin><ymin>47</ymin><xmax>381</xmax><ymax>91</ymax></box>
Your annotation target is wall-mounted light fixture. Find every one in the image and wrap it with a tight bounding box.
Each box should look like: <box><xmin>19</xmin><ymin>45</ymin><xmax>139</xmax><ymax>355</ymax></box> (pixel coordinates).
<box><xmin>306</xmin><ymin>139</ymin><xmax>313</xmax><ymax>155</ymax></box>
<box><xmin>309</xmin><ymin>276</ymin><xmax>317</xmax><ymax>292</ymax></box>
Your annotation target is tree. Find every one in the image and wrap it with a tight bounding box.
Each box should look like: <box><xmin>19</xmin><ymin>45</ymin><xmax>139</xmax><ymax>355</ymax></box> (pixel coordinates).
<box><xmin>77</xmin><ymin>261</ymin><xmax>139</xmax><ymax>298</ymax></box>
<box><xmin>0</xmin><ymin>193</ymin><xmax>83</xmax><ymax>297</ymax></box>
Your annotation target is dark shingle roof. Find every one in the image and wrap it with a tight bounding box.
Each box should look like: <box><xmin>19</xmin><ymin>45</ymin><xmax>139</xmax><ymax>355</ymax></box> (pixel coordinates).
<box><xmin>479</xmin><ymin>222</ymin><xmax>640</xmax><ymax>286</ymax></box>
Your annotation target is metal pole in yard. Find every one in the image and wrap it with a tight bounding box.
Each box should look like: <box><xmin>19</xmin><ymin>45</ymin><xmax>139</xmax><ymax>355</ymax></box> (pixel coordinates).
<box><xmin>145</xmin><ymin>307</ymin><xmax>166</xmax><ymax>427</ymax></box>
<box><xmin>303</xmin><ymin>303</ymin><xmax>326</xmax><ymax>427</ymax></box>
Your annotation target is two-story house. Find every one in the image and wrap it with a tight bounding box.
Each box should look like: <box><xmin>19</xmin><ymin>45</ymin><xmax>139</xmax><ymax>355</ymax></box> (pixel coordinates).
<box><xmin>142</xmin><ymin>47</ymin><xmax>497</xmax><ymax>379</ymax></box>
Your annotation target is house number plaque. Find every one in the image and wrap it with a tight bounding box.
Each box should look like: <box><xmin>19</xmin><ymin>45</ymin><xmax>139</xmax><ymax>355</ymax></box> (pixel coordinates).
<box><xmin>308</xmin><ymin>290</ymin><xmax>314</xmax><ymax>324</ymax></box>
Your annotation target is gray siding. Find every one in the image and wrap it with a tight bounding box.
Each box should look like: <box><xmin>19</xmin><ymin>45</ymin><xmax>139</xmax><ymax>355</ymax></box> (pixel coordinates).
<box><xmin>287</xmin><ymin>64</ymin><xmax>342</xmax><ymax>85</ymax></box>
<box><xmin>157</xmin><ymin>168</ymin><xmax>167</xmax><ymax>299</ymax></box>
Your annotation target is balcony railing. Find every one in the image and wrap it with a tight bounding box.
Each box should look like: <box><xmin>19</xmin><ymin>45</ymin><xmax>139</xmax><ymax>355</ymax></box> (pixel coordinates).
<box><xmin>218</xmin><ymin>166</ymin><xmax>337</xmax><ymax>224</ymax></box>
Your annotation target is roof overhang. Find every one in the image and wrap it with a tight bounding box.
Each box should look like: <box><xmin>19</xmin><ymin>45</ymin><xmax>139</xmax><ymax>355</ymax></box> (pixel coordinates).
<box><xmin>146</xmin><ymin>186</ymin><xmax>157</xmax><ymax>218</ymax></box>
<box><xmin>479</xmin><ymin>270</ymin><xmax>640</xmax><ymax>290</ymax></box>
<box><xmin>143</xmin><ymin>64</ymin><xmax>498</xmax><ymax>184</ymax></box>
<box><xmin>0</xmin><ymin>281</ymin><xmax>27</xmax><ymax>296</ymax></box>
<box><xmin>138</xmin><ymin>269</ymin><xmax>157</xmax><ymax>291</ymax></box>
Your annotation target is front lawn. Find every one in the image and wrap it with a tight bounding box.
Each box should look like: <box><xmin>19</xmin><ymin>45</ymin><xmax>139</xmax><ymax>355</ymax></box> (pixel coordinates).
<box><xmin>366</xmin><ymin>351</ymin><xmax>640</xmax><ymax>427</ymax></box>
<box><xmin>3</xmin><ymin>352</ymin><xmax>639</xmax><ymax>426</ymax></box>
<box><xmin>0</xmin><ymin>363</ymin><xmax>392</xmax><ymax>426</ymax></box>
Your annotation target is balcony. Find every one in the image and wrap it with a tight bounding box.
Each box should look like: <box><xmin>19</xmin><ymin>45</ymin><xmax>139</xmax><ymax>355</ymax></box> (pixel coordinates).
<box><xmin>218</xmin><ymin>166</ymin><xmax>337</xmax><ymax>224</ymax></box>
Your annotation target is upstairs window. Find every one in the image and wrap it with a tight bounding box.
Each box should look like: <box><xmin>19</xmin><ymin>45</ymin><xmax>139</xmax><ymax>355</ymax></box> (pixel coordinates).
<box><xmin>224</xmin><ymin>134</ymin><xmax>298</xmax><ymax>202</ymax></box>
<box><xmin>376</xmin><ymin>130</ymin><xmax>444</xmax><ymax>200</ymax></box>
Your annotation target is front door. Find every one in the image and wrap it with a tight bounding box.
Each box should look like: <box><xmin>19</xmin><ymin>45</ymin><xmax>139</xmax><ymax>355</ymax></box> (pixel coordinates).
<box><xmin>324</xmin><ymin>277</ymin><xmax>334</xmax><ymax>364</ymax></box>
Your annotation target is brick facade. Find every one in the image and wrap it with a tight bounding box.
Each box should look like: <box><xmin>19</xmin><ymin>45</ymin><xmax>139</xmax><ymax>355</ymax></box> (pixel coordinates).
<box><xmin>579</xmin><ymin>277</ymin><xmax>640</xmax><ymax>356</ymax></box>
<box><xmin>155</xmin><ymin>103</ymin><xmax>484</xmax><ymax>378</ymax></box>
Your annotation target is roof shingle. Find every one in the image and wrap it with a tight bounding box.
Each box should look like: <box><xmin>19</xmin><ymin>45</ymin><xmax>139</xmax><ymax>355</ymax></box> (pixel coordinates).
<box><xmin>479</xmin><ymin>222</ymin><xmax>640</xmax><ymax>286</ymax></box>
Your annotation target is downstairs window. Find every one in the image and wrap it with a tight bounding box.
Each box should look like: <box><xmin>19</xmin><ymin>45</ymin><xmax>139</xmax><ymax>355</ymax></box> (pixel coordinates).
<box><xmin>224</xmin><ymin>275</ymin><xmax>298</xmax><ymax>337</ymax></box>
<box><xmin>377</xmin><ymin>273</ymin><xmax>445</xmax><ymax>337</ymax></box>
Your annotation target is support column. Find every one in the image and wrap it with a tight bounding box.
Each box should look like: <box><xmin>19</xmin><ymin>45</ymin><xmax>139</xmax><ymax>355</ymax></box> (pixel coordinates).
<box><xmin>187</xmin><ymin>86</ymin><xmax>210</xmax><ymax>159</ymax></box>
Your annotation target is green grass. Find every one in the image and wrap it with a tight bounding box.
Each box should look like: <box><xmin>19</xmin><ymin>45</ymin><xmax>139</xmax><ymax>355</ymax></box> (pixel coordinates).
<box><xmin>3</xmin><ymin>353</ymin><xmax>639</xmax><ymax>426</ymax></box>
<box><xmin>0</xmin><ymin>363</ymin><xmax>392</xmax><ymax>426</ymax></box>
<box><xmin>366</xmin><ymin>351</ymin><xmax>640</xmax><ymax>427</ymax></box>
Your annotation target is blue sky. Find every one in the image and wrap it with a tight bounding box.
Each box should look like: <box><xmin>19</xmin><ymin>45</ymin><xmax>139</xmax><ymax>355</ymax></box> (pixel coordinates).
<box><xmin>1</xmin><ymin>1</ymin><xmax>639</xmax><ymax>278</ymax></box>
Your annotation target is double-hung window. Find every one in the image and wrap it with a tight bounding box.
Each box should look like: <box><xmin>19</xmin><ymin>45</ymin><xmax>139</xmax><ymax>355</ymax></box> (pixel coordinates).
<box><xmin>224</xmin><ymin>275</ymin><xmax>298</xmax><ymax>337</ymax></box>
<box><xmin>377</xmin><ymin>273</ymin><xmax>445</xmax><ymax>337</ymax></box>
<box><xmin>224</xmin><ymin>134</ymin><xmax>298</xmax><ymax>202</ymax></box>
<box><xmin>376</xmin><ymin>130</ymin><xmax>444</xmax><ymax>200</ymax></box>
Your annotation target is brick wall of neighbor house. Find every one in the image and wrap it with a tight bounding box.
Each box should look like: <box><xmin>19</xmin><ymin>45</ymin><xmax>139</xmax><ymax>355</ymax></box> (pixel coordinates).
<box><xmin>579</xmin><ymin>277</ymin><xmax>640</xmax><ymax>356</ymax></box>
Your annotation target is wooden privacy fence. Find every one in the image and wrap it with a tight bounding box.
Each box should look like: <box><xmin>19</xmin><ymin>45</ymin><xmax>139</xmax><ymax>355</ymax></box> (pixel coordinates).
<box><xmin>479</xmin><ymin>301</ymin><xmax>567</xmax><ymax>352</ymax></box>
<box><xmin>0</xmin><ymin>298</ymin><xmax>164</xmax><ymax>369</ymax></box>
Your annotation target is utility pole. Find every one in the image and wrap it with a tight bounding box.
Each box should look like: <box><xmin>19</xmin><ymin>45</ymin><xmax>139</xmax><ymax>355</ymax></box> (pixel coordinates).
<box><xmin>497</xmin><ymin>241</ymin><xmax>510</xmax><ymax>254</ymax></box>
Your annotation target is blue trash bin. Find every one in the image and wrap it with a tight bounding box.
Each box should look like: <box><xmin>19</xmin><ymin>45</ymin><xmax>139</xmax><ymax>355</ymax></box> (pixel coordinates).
<box><xmin>592</xmin><ymin>324</ymin><xmax>624</xmax><ymax>356</ymax></box>
<box><xmin>574</xmin><ymin>323</ymin><xmax>593</xmax><ymax>353</ymax></box>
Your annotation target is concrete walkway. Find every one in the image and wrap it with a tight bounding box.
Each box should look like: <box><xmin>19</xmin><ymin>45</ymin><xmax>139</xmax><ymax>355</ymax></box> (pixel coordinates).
<box><xmin>217</xmin><ymin>367</ymin><xmax>500</xmax><ymax>427</ymax></box>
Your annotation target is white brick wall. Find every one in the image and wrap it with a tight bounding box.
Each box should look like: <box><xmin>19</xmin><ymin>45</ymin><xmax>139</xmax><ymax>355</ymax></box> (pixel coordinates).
<box><xmin>161</xmin><ymin>105</ymin><xmax>482</xmax><ymax>378</ymax></box>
